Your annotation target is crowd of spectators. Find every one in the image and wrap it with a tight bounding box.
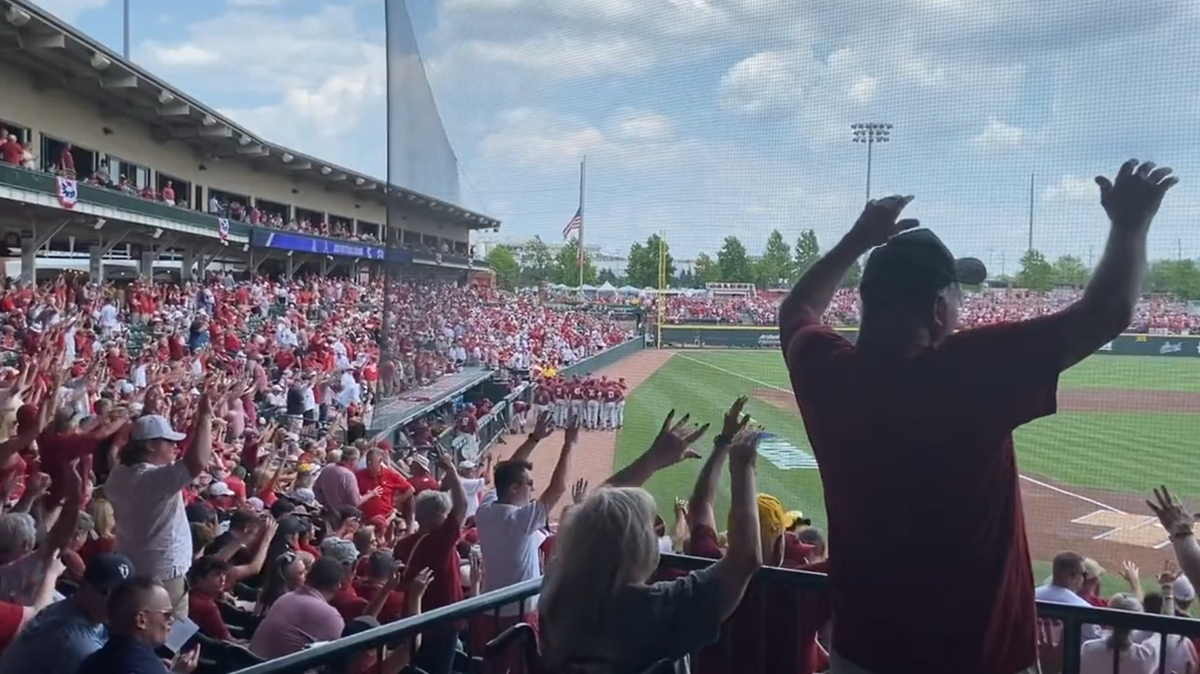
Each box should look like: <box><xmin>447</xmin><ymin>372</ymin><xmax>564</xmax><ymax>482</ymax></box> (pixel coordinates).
<box><xmin>0</xmin><ymin>264</ymin><xmax>640</xmax><ymax>674</ymax></box>
<box><xmin>648</xmin><ymin>287</ymin><xmax>1200</xmax><ymax>334</ymax></box>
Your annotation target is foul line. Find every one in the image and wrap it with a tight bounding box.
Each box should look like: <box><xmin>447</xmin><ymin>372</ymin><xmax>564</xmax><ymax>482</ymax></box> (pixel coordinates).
<box><xmin>673</xmin><ymin>352</ymin><xmax>1127</xmax><ymax>515</ymax></box>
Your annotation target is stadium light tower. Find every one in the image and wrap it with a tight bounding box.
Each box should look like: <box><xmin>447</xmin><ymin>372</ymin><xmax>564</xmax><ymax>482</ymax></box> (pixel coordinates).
<box><xmin>851</xmin><ymin>122</ymin><xmax>892</xmax><ymax>202</ymax></box>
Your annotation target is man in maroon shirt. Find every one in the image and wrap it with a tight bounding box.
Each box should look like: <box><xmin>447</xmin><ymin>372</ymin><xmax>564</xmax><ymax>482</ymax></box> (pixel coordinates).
<box><xmin>780</xmin><ymin>160</ymin><xmax>1176</xmax><ymax>674</ymax></box>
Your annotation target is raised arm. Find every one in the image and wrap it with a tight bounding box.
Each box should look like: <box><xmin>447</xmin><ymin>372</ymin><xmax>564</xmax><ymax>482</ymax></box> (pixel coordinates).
<box><xmin>708</xmin><ymin>429</ymin><xmax>764</xmax><ymax>621</ymax></box>
<box><xmin>183</xmin><ymin>384</ymin><xmax>216</xmax><ymax>478</ymax></box>
<box><xmin>536</xmin><ymin>416</ymin><xmax>578</xmax><ymax>511</ymax></box>
<box><xmin>507</xmin><ymin>411</ymin><xmax>553</xmax><ymax>464</ymax></box>
<box><xmin>1044</xmin><ymin>160</ymin><xmax>1177</xmax><ymax>370</ymax></box>
<box><xmin>1148</xmin><ymin>486</ymin><xmax>1200</xmax><ymax>592</ymax></box>
<box><xmin>779</xmin><ymin>197</ymin><xmax>918</xmax><ymax>329</ymax></box>
<box><xmin>603</xmin><ymin>410</ymin><xmax>709</xmax><ymax>489</ymax></box>
<box><xmin>688</xmin><ymin>398</ymin><xmax>748</xmax><ymax>531</ymax></box>
<box><xmin>436</xmin><ymin>448</ymin><xmax>468</xmax><ymax>524</ymax></box>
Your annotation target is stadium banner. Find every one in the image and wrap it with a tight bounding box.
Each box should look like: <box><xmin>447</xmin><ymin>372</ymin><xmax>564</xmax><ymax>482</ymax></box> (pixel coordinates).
<box><xmin>659</xmin><ymin>325</ymin><xmax>1200</xmax><ymax>357</ymax></box>
<box><xmin>248</xmin><ymin>228</ymin><xmax>407</xmax><ymax>262</ymax></box>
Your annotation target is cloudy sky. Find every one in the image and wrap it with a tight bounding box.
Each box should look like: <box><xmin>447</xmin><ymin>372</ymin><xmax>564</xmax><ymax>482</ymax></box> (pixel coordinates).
<box><xmin>30</xmin><ymin>0</ymin><xmax>1200</xmax><ymax>270</ymax></box>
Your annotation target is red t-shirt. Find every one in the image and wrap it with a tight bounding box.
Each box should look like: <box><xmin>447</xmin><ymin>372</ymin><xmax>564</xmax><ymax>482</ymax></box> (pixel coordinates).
<box><xmin>392</xmin><ymin>515</ymin><xmax>463</xmax><ymax>628</ymax></box>
<box><xmin>0</xmin><ymin>600</ymin><xmax>22</xmax><ymax>652</ymax></box>
<box><xmin>329</xmin><ymin>583</ymin><xmax>369</xmax><ymax>623</ymax></box>
<box><xmin>688</xmin><ymin>524</ymin><xmax>829</xmax><ymax>674</ymax></box>
<box><xmin>354</xmin><ymin>468</ymin><xmax>412</xmax><ymax>521</ymax></box>
<box><xmin>37</xmin><ymin>432</ymin><xmax>97</xmax><ymax>506</ymax></box>
<box><xmin>409</xmin><ymin>474</ymin><xmax>440</xmax><ymax>495</ymax></box>
<box><xmin>188</xmin><ymin>590</ymin><xmax>231</xmax><ymax>640</ymax></box>
<box><xmin>79</xmin><ymin>536</ymin><xmax>115</xmax><ymax>564</ymax></box>
<box><xmin>352</xmin><ymin>579</ymin><xmax>407</xmax><ymax>623</ymax></box>
<box><xmin>783</xmin><ymin>310</ymin><xmax>1065</xmax><ymax>674</ymax></box>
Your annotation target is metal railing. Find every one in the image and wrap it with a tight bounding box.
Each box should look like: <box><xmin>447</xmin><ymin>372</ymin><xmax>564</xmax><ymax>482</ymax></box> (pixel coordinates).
<box><xmin>232</xmin><ymin>554</ymin><xmax>1200</xmax><ymax>674</ymax></box>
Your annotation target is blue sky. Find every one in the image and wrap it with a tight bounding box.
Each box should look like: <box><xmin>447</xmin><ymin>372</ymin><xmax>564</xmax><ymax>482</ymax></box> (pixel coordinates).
<box><xmin>32</xmin><ymin>0</ymin><xmax>1200</xmax><ymax>270</ymax></box>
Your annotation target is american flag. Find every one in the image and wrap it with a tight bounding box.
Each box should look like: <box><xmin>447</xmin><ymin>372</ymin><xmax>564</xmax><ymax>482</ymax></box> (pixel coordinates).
<box><xmin>562</xmin><ymin>208</ymin><xmax>581</xmax><ymax>239</ymax></box>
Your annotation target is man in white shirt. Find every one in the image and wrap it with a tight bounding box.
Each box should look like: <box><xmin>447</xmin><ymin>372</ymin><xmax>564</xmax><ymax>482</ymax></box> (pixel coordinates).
<box><xmin>458</xmin><ymin>461</ymin><xmax>488</xmax><ymax>520</ymax></box>
<box><xmin>473</xmin><ymin>418</ymin><xmax>577</xmax><ymax>671</ymax></box>
<box><xmin>1034</xmin><ymin>551</ymin><xmax>1100</xmax><ymax>639</ymax></box>
<box><xmin>106</xmin><ymin>395</ymin><xmax>215</xmax><ymax>619</ymax></box>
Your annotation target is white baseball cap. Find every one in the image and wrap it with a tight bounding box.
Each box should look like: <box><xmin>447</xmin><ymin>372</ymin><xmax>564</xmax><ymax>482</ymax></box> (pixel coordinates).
<box><xmin>131</xmin><ymin>414</ymin><xmax>187</xmax><ymax>442</ymax></box>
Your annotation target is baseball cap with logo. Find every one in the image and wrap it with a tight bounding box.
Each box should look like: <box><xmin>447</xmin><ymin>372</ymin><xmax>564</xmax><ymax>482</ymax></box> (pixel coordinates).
<box><xmin>84</xmin><ymin>552</ymin><xmax>134</xmax><ymax>594</ymax></box>
<box><xmin>859</xmin><ymin>229</ymin><xmax>987</xmax><ymax>306</ymax></box>
<box><xmin>131</xmin><ymin>415</ymin><xmax>187</xmax><ymax>442</ymax></box>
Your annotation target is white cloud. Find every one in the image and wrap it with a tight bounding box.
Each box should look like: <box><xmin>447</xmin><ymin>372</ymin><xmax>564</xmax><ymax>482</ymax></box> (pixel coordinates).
<box><xmin>1044</xmin><ymin>175</ymin><xmax>1098</xmax><ymax>201</ymax></box>
<box><xmin>141</xmin><ymin>44</ymin><xmax>220</xmax><ymax>67</ymax></box>
<box><xmin>974</xmin><ymin>118</ymin><xmax>1025</xmax><ymax>149</ymax></box>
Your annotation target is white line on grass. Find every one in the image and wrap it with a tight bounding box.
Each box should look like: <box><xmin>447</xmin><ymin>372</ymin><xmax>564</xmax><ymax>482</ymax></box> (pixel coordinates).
<box><xmin>673</xmin><ymin>352</ymin><xmax>1127</xmax><ymax>515</ymax></box>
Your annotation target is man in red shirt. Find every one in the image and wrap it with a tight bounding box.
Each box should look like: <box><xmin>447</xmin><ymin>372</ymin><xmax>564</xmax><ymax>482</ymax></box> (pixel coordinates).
<box><xmin>780</xmin><ymin>161</ymin><xmax>1176</xmax><ymax>674</ymax></box>
<box><xmin>355</xmin><ymin>448</ymin><xmax>414</xmax><ymax>523</ymax></box>
<box><xmin>393</xmin><ymin>448</ymin><xmax>467</xmax><ymax>674</ymax></box>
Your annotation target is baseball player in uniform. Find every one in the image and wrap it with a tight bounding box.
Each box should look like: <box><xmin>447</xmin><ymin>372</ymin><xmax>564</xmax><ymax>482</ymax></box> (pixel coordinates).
<box><xmin>570</xmin><ymin>378</ymin><xmax>586</xmax><ymax>424</ymax></box>
<box><xmin>555</xmin><ymin>382</ymin><xmax>570</xmax><ymax>427</ymax></box>
<box><xmin>585</xmin><ymin>379</ymin><xmax>601</xmax><ymax>429</ymax></box>
<box><xmin>615</xmin><ymin>377</ymin><xmax>627</xmax><ymax>428</ymax></box>
<box><xmin>602</xmin><ymin>382</ymin><xmax>619</xmax><ymax>430</ymax></box>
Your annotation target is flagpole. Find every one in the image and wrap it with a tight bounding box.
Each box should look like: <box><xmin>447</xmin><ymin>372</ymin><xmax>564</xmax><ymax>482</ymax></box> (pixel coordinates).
<box><xmin>578</xmin><ymin>156</ymin><xmax>586</xmax><ymax>289</ymax></box>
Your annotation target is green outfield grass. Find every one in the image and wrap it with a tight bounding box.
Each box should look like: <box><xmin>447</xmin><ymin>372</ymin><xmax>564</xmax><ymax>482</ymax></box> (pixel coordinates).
<box><xmin>614</xmin><ymin>350</ymin><xmax>1200</xmax><ymax>528</ymax></box>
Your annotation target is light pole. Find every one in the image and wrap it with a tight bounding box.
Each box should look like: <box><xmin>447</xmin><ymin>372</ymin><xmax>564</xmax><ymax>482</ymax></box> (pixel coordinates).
<box><xmin>851</xmin><ymin>122</ymin><xmax>892</xmax><ymax>202</ymax></box>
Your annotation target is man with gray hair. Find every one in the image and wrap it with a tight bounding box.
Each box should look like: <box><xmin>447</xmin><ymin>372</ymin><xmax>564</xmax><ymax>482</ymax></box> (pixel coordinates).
<box><xmin>0</xmin><ymin>461</ymin><xmax>84</xmax><ymax>606</ymax></box>
<box><xmin>392</xmin><ymin>448</ymin><xmax>467</xmax><ymax>674</ymax></box>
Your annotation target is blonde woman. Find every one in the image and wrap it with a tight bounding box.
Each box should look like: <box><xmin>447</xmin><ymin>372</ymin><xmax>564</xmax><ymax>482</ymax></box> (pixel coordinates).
<box><xmin>1079</xmin><ymin>594</ymin><xmax>1160</xmax><ymax>674</ymax></box>
<box><xmin>79</xmin><ymin>499</ymin><xmax>116</xmax><ymax>563</ymax></box>
<box><xmin>539</xmin><ymin>421</ymin><xmax>763</xmax><ymax>674</ymax></box>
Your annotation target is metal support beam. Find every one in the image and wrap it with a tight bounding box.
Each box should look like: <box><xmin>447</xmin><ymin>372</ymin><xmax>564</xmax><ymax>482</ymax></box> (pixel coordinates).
<box><xmin>99</xmin><ymin>230</ymin><xmax>131</xmax><ymax>254</ymax></box>
<box><xmin>284</xmin><ymin>161</ymin><xmax>313</xmax><ymax>171</ymax></box>
<box><xmin>100</xmin><ymin>74</ymin><xmax>138</xmax><ymax>89</ymax></box>
<box><xmin>199</xmin><ymin>126</ymin><xmax>232</xmax><ymax>138</ymax></box>
<box><xmin>33</xmin><ymin>219</ymin><xmax>70</xmax><ymax>249</ymax></box>
<box><xmin>237</xmin><ymin>144</ymin><xmax>267</xmax><ymax>156</ymax></box>
<box><xmin>158</xmin><ymin>103</ymin><xmax>190</xmax><ymax>117</ymax></box>
<box><xmin>22</xmin><ymin>33</ymin><xmax>65</xmax><ymax>50</ymax></box>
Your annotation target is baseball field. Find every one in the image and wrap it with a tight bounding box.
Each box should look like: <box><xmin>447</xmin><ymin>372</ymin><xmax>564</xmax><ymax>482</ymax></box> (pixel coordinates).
<box><xmin>614</xmin><ymin>347</ymin><xmax>1200</xmax><ymax>591</ymax></box>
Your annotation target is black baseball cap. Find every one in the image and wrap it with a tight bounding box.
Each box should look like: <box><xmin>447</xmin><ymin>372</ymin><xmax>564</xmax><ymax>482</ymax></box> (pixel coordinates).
<box><xmin>859</xmin><ymin>229</ymin><xmax>987</xmax><ymax>305</ymax></box>
<box><xmin>83</xmin><ymin>552</ymin><xmax>134</xmax><ymax>593</ymax></box>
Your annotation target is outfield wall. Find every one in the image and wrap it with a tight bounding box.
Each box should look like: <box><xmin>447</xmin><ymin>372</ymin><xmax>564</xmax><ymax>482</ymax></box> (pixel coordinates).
<box><xmin>659</xmin><ymin>325</ymin><xmax>1200</xmax><ymax>357</ymax></box>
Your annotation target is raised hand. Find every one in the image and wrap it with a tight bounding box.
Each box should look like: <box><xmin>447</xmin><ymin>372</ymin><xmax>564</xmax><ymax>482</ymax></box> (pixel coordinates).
<box><xmin>570</xmin><ymin>478</ymin><xmax>588</xmax><ymax>505</ymax></box>
<box><xmin>409</xmin><ymin>567</ymin><xmax>435</xmax><ymax>597</ymax></box>
<box><xmin>727</xmin><ymin>428</ymin><xmax>760</xmax><ymax>467</ymax></box>
<box><xmin>721</xmin><ymin>397</ymin><xmax>751</xmax><ymax>440</ymax></box>
<box><xmin>647</xmin><ymin>410</ymin><xmax>710</xmax><ymax>469</ymax></box>
<box><xmin>847</xmin><ymin>195</ymin><xmax>919</xmax><ymax>249</ymax></box>
<box><xmin>1147</xmin><ymin>486</ymin><xmax>1194</xmax><ymax>539</ymax></box>
<box><xmin>531</xmin><ymin>411</ymin><xmax>553</xmax><ymax>440</ymax></box>
<box><xmin>1158</xmin><ymin>559</ymin><xmax>1182</xmax><ymax>586</ymax></box>
<box><xmin>1120</xmin><ymin>560</ymin><xmax>1140</xmax><ymax>585</ymax></box>
<box><xmin>1095</xmin><ymin>159</ymin><xmax>1178</xmax><ymax>231</ymax></box>
<box><xmin>563</xmin><ymin>415</ymin><xmax>581</xmax><ymax>447</ymax></box>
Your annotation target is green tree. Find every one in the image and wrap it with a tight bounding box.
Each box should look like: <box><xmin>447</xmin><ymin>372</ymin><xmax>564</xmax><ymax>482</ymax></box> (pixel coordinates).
<box><xmin>675</xmin><ymin>267</ymin><xmax>695</xmax><ymax>288</ymax></box>
<box><xmin>717</xmin><ymin>236</ymin><xmax>753</xmax><ymax>283</ymax></box>
<box><xmin>1052</xmin><ymin>255</ymin><xmax>1090</xmax><ymax>287</ymax></box>
<box><xmin>840</xmin><ymin>258</ymin><xmax>862</xmax><ymax>288</ymax></box>
<box><xmin>1147</xmin><ymin>259</ymin><xmax>1200</xmax><ymax>300</ymax></box>
<box><xmin>624</xmin><ymin>235</ymin><xmax>675</xmax><ymax>289</ymax></box>
<box><xmin>755</xmin><ymin>230</ymin><xmax>795</xmax><ymax>289</ymax></box>
<box><xmin>1017</xmin><ymin>248</ymin><xmax>1055</xmax><ymax>291</ymax></box>
<box><xmin>551</xmin><ymin>238</ymin><xmax>597</xmax><ymax>286</ymax></box>
<box><xmin>486</xmin><ymin>244</ymin><xmax>521</xmax><ymax>290</ymax></box>
<box><xmin>794</xmin><ymin>229</ymin><xmax>821</xmax><ymax>279</ymax></box>
<box><xmin>693</xmin><ymin>252</ymin><xmax>720</xmax><ymax>285</ymax></box>
<box><xmin>518</xmin><ymin>236</ymin><xmax>554</xmax><ymax>285</ymax></box>
<box><xmin>597</xmin><ymin>268</ymin><xmax>622</xmax><ymax>286</ymax></box>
